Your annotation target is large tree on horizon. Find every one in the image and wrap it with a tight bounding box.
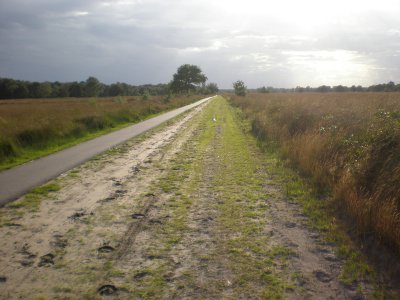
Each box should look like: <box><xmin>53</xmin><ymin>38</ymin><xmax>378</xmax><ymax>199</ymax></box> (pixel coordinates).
<box><xmin>169</xmin><ymin>64</ymin><xmax>207</xmax><ymax>94</ymax></box>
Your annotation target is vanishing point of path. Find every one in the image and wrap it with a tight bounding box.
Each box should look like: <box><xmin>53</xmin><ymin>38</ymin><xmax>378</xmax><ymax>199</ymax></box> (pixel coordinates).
<box><xmin>0</xmin><ymin>97</ymin><xmax>378</xmax><ymax>299</ymax></box>
<box><xmin>0</xmin><ymin>96</ymin><xmax>213</xmax><ymax>206</ymax></box>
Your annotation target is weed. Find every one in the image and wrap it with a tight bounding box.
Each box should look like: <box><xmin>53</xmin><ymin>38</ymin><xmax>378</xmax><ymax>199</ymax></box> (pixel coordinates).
<box><xmin>6</xmin><ymin>182</ymin><xmax>60</xmax><ymax>211</ymax></box>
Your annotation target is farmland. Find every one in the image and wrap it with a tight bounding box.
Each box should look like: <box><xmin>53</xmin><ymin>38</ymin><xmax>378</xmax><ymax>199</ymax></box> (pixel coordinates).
<box><xmin>0</xmin><ymin>95</ymin><xmax>201</xmax><ymax>170</ymax></box>
<box><xmin>230</xmin><ymin>92</ymin><xmax>400</xmax><ymax>255</ymax></box>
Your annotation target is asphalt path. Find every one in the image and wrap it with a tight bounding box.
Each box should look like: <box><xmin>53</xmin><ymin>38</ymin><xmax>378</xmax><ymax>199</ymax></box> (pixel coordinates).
<box><xmin>0</xmin><ymin>96</ymin><xmax>214</xmax><ymax>206</ymax></box>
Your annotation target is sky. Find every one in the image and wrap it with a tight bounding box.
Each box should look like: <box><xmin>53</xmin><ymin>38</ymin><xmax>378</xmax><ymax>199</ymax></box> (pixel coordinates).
<box><xmin>0</xmin><ymin>0</ymin><xmax>400</xmax><ymax>88</ymax></box>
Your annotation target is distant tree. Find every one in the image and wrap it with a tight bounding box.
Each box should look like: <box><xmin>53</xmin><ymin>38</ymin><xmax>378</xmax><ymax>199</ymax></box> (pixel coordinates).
<box><xmin>257</xmin><ymin>86</ymin><xmax>268</xmax><ymax>93</ymax></box>
<box><xmin>333</xmin><ymin>85</ymin><xmax>347</xmax><ymax>92</ymax></box>
<box><xmin>385</xmin><ymin>81</ymin><xmax>396</xmax><ymax>92</ymax></box>
<box><xmin>50</xmin><ymin>82</ymin><xmax>61</xmax><ymax>97</ymax></box>
<box><xmin>0</xmin><ymin>78</ymin><xmax>18</xmax><ymax>98</ymax></box>
<box><xmin>141</xmin><ymin>89</ymin><xmax>150</xmax><ymax>100</ymax></box>
<box><xmin>84</xmin><ymin>76</ymin><xmax>103</xmax><ymax>97</ymax></box>
<box><xmin>170</xmin><ymin>64</ymin><xmax>207</xmax><ymax>94</ymax></box>
<box><xmin>109</xmin><ymin>83</ymin><xmax>124</xmax><ymax>96</ymax></box>
<box><xmin>316</xmin><ymin>85</ymin><xmax>331</xmax><ymax>93</ymax></box>
<box><xmin>14</xmin><ymin>83</ymin><xmax>29</xmax><ymax>98</ymax></box>
<box><xmin>233</xmin><ymin>80</ymin><xmax>247</xmax><ymax>96</ymax></box>
<box><xmin>69</xmin><ymin>82</ymin><xmax>83</xmax><ymax>97</ymax></box>
<box><xmin>38</xmin><ymin>83</ymin><xmax>52</xmax><ymax>98</ymax></box>
<box><xmin>206</xmin><ymin>82</ymin><xmax>219</xmax><ymax>94</ymax></box>
<box><xmin>295</xmin><ymin>86</ymin><xmax>305</xmax><ymax>93</ymax></box>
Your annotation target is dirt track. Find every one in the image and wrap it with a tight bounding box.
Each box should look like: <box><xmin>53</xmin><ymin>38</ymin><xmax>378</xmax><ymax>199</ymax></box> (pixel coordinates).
<box><xmin>0</xmin><ymin>97</ymin><xmax>382</xmax><ymax>299</ymax></box>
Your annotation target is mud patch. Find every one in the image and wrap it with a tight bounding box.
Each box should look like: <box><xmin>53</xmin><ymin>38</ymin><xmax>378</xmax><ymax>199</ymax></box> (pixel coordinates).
<box><xmin>324</xmin><ymin>254</ymin><xmax>339</xmax><ymax>262</ymax></box>
<box><xmin>134</xmin><ymin>271</ymin><xmax>151</xmax><ymax>280</ymax></box>
<box><xmin>69</xmin><ymin>210</ymin><xmax>87</xmax><ymax>220</ymax></box>
<box><xmin>98</xmin><ymin>245</ymin><xmax>115</xmax><ymax>253</ymax></box>
<box><xmin>99</xmin><ymin>196</ymin><xmax>116</xmax><ymax>203</ymax></box>
<box><xmin>131</xmin><ymin>213</ymin><xmax>145</xmax><ymax>220</ymax></box>
<box><xmin>20</xmin><ymin>259</ymin><xmax>35</xmax><ymax>267</ymax></box>
<box><xmin>38</xmin><ymin>253</ymin><xmax>55</xmax><ymax>267</ymax></box>
<box><xmin>113</xmin><ymin>181</ymin><xmax>123</xmax><ymax>187</ymax></box>
<box><xmin>115</xmin><ymin>190</ymin><xmax>127</xmax><ymax>196</ymax></box>
<box><xmin>149</xmin><ymin>219</ymin><xmax>163</xmax><ymax>225</ymax></box>
<box><xmin>314</xmin><ymin>270</ymin><xmax>332</xmax><ymax>283</ymax></box>
<box><xmin>4</xmin><ymin>222</ymin><xmax>22</xmax><ymax>227</ymax></box>
<box><xmin>97</xmin><ymin>284</ymin><xmax>118</xmax><ymax>296</ymax></box>
<box><xmin>51</xmin><ymin>234</ymin><xmax>68</xmax><ymax>248</ymax></box>
<box><xmin>19</xmin><ymin>243</ymin><xmax>37</xmax><ymax>267</ymax></box>
<box><xmin>285</xmin><ymin>222</ymin><xmax>297</xmax><ymax>228</ymax></box>
<box><xmin>132</xmin><ymin>165</ymin><xmax>140</xmax><ymax>174</ymax></box>
<box><xmin>146</xmin><ymin>255</ymin><xmax>164</xmax><ymax>260</ymax></box>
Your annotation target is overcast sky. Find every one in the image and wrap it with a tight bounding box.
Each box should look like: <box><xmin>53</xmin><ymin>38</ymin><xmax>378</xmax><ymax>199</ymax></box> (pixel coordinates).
<box><xmin>1</xmin><ymin>0</ymin><xmax>400</xmax><ymax>88</ymax></box>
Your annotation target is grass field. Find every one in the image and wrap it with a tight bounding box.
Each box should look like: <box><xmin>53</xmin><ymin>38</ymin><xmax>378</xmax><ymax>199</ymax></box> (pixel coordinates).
<box><xmin>230</xmin><ymin>92</ymin><xmax>400</xmax><ymax>254</ymax></box>
<box><xmin>0</xmin><ymin>95</ymin><xmax>201</xmax><ymax>170</ymax></box>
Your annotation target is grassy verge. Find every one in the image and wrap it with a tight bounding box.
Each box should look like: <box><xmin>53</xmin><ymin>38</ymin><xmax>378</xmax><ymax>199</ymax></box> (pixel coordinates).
<box><xmin>211</xmin><ymin>98</ymin><xmax>295</xmax><ymax>298</ymax></box>
<box><xmin>229</xmin><ymin>95</ymin><xmax>395</xmax><ymax>297</ymax></box>
<box><xmin>0</xmin><ymin>95</ymin><xmax>203</xmax><ymax>170</ymax></box>
<box><xmin>257</xmin><ymin>141</ymin><xmax>388</xmax><ymax>296</ymax></box>
<box><xmin>0</xmin><ymin>181</ymin><xmax>61</xmax><ymax>228</ymax></box>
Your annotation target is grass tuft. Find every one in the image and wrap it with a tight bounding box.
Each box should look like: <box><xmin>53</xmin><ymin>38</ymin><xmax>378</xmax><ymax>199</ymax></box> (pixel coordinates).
<box><xmin>6</xmin><ymin>182</ymin><xmax>60</xmax><ymax>211</ymax></box>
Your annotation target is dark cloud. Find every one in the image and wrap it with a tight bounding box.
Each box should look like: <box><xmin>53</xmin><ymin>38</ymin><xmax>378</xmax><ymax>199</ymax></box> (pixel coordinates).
<box><xmin>0</xmin><ymin>0</ymin><xmax>399</xmax><ymax>88</ymax></box>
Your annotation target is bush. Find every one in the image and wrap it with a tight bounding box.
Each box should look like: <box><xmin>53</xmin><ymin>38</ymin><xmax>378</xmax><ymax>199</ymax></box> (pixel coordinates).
<box><xmin>233</xmin><ymin>80</ymin><xmax>247</xmax><ymax>96</ymax></box>
<box><xmin>75</xmin><ymin>116</ymin><xmax>111</xmax><ymax>131</ymax></box>
<box><xmin>0</xmin><ymin>139</ymin><xmax>17</xmax><ymax>160</ymax></box>
<box><xmin>16</xmin><ymin>128</ymin><xmax>56</xmax><ymax>147</ymax></box>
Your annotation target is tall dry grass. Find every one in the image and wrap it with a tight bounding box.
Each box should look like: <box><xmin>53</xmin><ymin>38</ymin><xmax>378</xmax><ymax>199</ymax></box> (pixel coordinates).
<box><xmin>0</xmin><ymin>95</ymin><xmax>200</xmax><ymax>163</ymax></box>
<box><xmin>230</xmin><ymin>93</ymin><xmax>400</xmax><ymax>252</ymax></box>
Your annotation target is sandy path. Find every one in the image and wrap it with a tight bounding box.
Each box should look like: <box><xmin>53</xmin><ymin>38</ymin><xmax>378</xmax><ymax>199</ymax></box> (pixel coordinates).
<box><xmin>0</xmin><ymin>102</ymin><xmax>208</xmax><ymax>299</ymax></box>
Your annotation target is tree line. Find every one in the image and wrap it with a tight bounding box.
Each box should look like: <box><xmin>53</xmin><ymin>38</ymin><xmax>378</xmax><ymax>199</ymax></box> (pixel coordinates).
<box><xmin>0</xmin><ymin>76</ymin><xmax>170</xmax><ymax>99</ymax></box>
<box><xmin>255</xmin><ymin>81</ymin><xmax>400</xmax><ymax>93</ymax></box>
<box><xmin>0</xmin><ymin>64</ymin><xmax>219</xmax><ymax>100</ymax></box>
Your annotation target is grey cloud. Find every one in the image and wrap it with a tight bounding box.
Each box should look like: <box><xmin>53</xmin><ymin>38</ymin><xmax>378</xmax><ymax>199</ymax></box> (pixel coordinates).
<box><xmin>1</xmin><ymin>0</ymin><xmax>400</xmax><ymax>88</ymax></box>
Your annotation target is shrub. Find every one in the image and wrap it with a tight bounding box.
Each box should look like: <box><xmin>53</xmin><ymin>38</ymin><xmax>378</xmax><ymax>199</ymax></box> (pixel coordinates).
<box><xmin>0</xmin><ymin>139</ymin><xmax>17</xmax><ymax>160</ymax></box>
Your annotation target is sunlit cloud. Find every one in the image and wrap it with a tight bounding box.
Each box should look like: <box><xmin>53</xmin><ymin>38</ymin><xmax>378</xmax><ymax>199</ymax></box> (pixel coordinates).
<box><xmin>71</xmin><ymin>11</ymin><xmax>89</xmax><ymax>17</ymax></box>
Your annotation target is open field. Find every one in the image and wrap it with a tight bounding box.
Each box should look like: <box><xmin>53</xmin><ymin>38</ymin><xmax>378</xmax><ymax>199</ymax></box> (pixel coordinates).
<box><xmin>230</xmin><ymin>92</ymin><xmax>400</xmax><ymax>256</ymax></box>
<box><xmin>0</xmin><ymin>95</ymin><xmax>202</xmax><ymax>170</ymax></box>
